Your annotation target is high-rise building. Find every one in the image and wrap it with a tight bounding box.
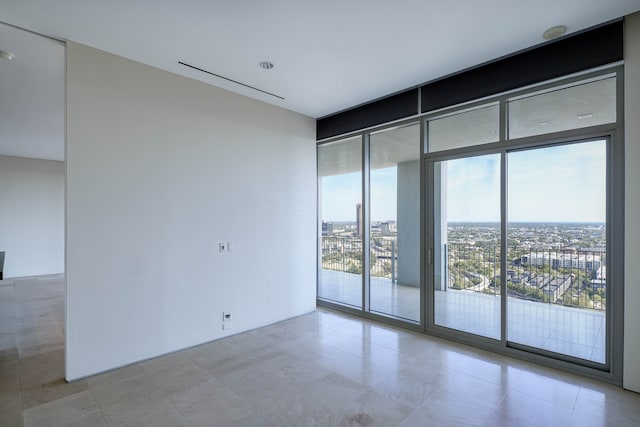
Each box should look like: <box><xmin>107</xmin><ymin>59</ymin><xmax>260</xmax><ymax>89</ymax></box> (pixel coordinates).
<box><xmin>322</xmin><ymin>221</ymin><xmax>333</xmax><ymax>236</ymax></box>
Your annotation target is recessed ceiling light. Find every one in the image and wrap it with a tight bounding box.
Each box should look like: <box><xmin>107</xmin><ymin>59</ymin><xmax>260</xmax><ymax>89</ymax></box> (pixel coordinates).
<box><xmin>259</xmin><ymin>61</ymin><xmax>274</xmax><ymax>70</ymax></box>
<box><xmin>577</xmin><ymin>113</ymin><xmax>593</xmax><ymax>119</ymax></box>
<box><xmin>540</xmin><ymin>121</ymin><xmax>550</xmax><ymax>126</ymax></box>
<box><xmin>543</xmin><ymin>25</ymin><xmax>567</xmax><ymax>40</ymax></box>
<box><xmin>0</xmin><ymin>50</ymin><xmax>14</xmax><ymax>60</ymax></box>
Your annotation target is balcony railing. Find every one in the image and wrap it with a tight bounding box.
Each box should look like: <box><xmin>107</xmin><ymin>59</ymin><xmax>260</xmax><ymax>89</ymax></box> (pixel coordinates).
<box><xmin>446</xmin><ymin>243</ymin><xmax>606</xmax><ymax>311</ymax></box>
<box><xmin>321</xmin><ymin>235</ymin><xmax>398</xmax><ymax>281</ymax></box>
<box><xmin>321</xmin><ymin>235</ymin><xmax>605</xmax><ymax>311</ymax></box>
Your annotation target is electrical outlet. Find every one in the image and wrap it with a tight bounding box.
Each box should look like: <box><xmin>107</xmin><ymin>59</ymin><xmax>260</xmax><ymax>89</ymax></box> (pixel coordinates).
<box><xmin>227</xmin><ymin>242</ymin><xmax>232</xmax><ymax>252</ymax></box>
<box><xmin>222</xmin><ymin>312</ymin><xmax>232</xmax><ymax>330</ymax></box>
<box><xmin>219</xmin><ymin>243</ymin><xmax>225</xmax><ymax>252</ymax></box>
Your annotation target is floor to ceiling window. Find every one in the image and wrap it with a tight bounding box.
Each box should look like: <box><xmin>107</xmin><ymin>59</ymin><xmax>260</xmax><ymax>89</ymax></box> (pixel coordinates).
<box><xmin>369</xmin><ymin>123</ymin><xmax>420</xmax><ymax>321</ymax></box>
<box><xmin>318</xmin><ymin>67</ymin><xmax>623</xmax><ymax>380</ymax></box>
<box><xmin>317</xmin><ymin>122</ymin><xmax>421</xmax><ymax>322</ymax></box>
<box><xmin>317</xmin><ymin>136</ymin><xmax>363</xmax><ymax>308</ymax></box>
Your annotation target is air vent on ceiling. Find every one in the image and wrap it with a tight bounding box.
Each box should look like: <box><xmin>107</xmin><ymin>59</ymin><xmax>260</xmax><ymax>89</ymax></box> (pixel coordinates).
<box><xmin>178</xmin><ymin>61</ymin><xmax>284</xmax><ymax>100</ymax></box>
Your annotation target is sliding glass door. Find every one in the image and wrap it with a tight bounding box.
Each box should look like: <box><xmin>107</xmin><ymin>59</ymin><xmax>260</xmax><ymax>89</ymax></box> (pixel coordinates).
<box><xmin>507</xmin><ymin>141</ymin><xmax>607</xmax><ymax>363</ymax></box>
<box><xmin>432</xmin><ymin>154</ymin><xmax>501</xmax><ymax>339</ymax></box>
<box><xmin>424</xmin><ymin>71</ymin><xmax>619</xmax><ymax>369</ymax></box>
<box><xmin>428</xmin><ymin>138</ymin><xmax>609</xmax><ymax>363</ymax></box>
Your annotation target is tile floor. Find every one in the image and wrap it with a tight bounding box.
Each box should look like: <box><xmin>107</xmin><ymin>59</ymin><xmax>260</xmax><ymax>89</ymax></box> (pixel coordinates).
<box><xmin>2</xmin><ymin>274</ymin><xmax>640</xmax><ymax>426</ymax></box>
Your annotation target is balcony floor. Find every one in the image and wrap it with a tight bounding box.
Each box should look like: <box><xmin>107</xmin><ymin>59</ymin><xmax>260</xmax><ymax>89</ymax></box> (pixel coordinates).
<box><xmin>319</xmin><ymin>269</ymin><xmax>605</xmax><ymax>363</ymax></box>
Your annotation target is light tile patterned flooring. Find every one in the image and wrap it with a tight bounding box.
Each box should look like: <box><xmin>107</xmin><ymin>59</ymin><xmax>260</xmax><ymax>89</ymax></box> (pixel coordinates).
<box><xmin>319</xmin><ymin>269</ymin><xmax>606</xmax><ymax>362</ymax></box>
<box><xmin>1</xmin><ymin>274</ymin><xmax>640</xmax><ymax>426</ymax></box>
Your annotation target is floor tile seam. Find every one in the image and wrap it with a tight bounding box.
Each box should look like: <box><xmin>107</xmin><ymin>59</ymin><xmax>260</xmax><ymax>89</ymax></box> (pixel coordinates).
<box><xmin>91</xmin><ymin>378</ymin><xmax>178</xmax><ymax>424</ymax></box>
<box><xmin>494</xmin><ymin>389</ymin><xmax>509</xmax><ymax>408</ymax></box>
<box><xmin>446</xmin><ymin>372</ymin><xmax>511</xmax><ymax>403</ymax></box>
<box><xmin>505</xmin><ymin>387</ymin><xmax>578</xmax><ymax>411</ymax></box>
<box><xmin>18</xmin><ymin>351</ymin><xmax>25</xmax><ymax>414</ymax></box>
<box><xmin>567</xmin><ymin>408</ymin><xmax>583</xmax><ymax>427</ymax></box>
<box><xmin>87</xmin><ymin>386</ymin><xmax>111</xmax><ymax>427</ymax></box>
<box><xmin>572</xmin><ymin>386</ymin><xmax>601</xmax><ymax>411</ymax></box>
<box><xmin>481</xmin><ymin>391</ymin><xmax>513</xmax><ymax>426</ymax></box>
<box><xmin>227</xmin><ymin>377</ymin><xmax>315</xmax><ymax>423</ymax></box>
<box><xmin>138</xmin><ymin>361</ymin><xmax>198</xmax><ymax>427</ymax></box>
<box><xmin>376</xmin><ymin>379</ymin><xmax>441</xmax><ymax>415</ymax></box>
<box><xmin>388</xmin><ymin>400</ymin><xmax>423</xmax><ymax>427</ymax></box>
<box><xmin>17</xmin><ymin>347</ymin><xmax>64</xmax><ymax>369</ymax></box>
<box><xmin>15</xmin><ymin>333</ymin><xmax>62</xmax><ymax>348</ymax></box>
<box><xmin>458</xmin><ymin>368</ymin><xmax>522</xmax><ymax>388</ymax></box>
<box><xmin>290</xmin><ymin>376</ymin><xmax>364</xmax><ymax>419</ymax></box>
<box><xmin>432</xmin><ymin>371</ymin><xmax>512</xmax><ymax>403</ymax></box>
<box><xmin>410</xmin><ymin>384</ymin><xmax>481</xmax><ymax>414</ymax></box>
<box><xmin>150</xmin><ymin>353</ymin><xmax>216</xmax><ymax>384</ymax></box>
<box><xmin>185</xmin><ymin>350</ymin><xmax>213</xmax><ymax>373</ymax></box>
<box><xmin>332</xmin><ymin>337</ymin><xmax>401</xmax><ymax>358</ymax></box>
<box><xmin>375</xmin><ymin>338</ymin><xmax>431</xmax><ymax>358</ymax></box>
<box><xmin>568</xmin><ymin>385</ymin><xmax>581</xmax><ymax>410</ymax></box>
<box><xmin>2</xmin><ymin>306</ymin><xmax>17</xmax><ymax>338</ymax></box>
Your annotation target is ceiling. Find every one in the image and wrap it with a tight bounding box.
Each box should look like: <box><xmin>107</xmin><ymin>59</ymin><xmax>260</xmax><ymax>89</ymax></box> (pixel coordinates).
<box><xmin>0</xmin><ymin>23</ymin><xmax>64</xmax><ymax>161</ymax></box>
<box><xmin>1</xmin><ymin>1</ymin><xmax>639</xmax><ymax>161</ymax></box>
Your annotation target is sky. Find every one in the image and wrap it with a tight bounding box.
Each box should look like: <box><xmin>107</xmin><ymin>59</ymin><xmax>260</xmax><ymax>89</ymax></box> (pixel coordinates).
<box><xmin>321</xmin><ymin>168</ymin><xmax>399</xmax><ymax>222</ymax></box>
<box><xmin>321</xmin><ymin>140</ymin><xmax>606</xmax><ymax>223</ymax></box>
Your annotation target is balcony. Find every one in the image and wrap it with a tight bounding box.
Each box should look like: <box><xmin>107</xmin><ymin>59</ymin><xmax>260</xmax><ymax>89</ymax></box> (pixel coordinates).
<box><xmin>319</xmin><ymin>236</ymin><xmax>606</xmax><ymax>363</ymax></box>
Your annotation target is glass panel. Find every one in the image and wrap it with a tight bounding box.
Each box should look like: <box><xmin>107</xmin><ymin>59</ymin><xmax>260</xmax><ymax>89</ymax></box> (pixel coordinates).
<box><xmin>427</xmin><ymin>103</ymin><xmax>499</xmax><ymax>152</ymax></box>
<box><xmin>318</xmin><ymin>137</ymin><xmax>362</xmax><ymax>308</ymax></box>
<box><xmin>508</xmin><ymin>77</ymin><xmax>616</xmax><ymax>139</ymax></box>
<box><xmin>507</xmin><ymin>141</ymin><xmax>607</xmax><ymax>363</ymax></box>
<box><xmin>433</xmin><ymin>154</ymin><xmax>501</xmax><ymax>339</ymax></box>
<box><xmin>369</xmin><ymin>123</ymin><xmax>420</xmax><ymax>321</ymax></box>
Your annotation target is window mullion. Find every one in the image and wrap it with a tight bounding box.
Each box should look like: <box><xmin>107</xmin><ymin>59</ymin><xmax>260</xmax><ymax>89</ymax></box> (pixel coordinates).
<box><xmin>362</xmin><ymin>134</ymin><xmax>371</xmax><ymax>312</ymax></box>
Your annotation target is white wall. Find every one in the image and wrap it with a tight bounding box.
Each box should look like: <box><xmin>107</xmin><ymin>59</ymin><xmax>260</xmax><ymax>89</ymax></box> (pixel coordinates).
<box><xmin>624</xmin><ymin>11</ymin><xmax>640</xmax><ymax>393</ymax></box>
<box><xmin>65</xmin><ymin>42</ymin><xmax>316</xmax><ymax>380</ymax></box>
<box><xmin>0</xmin><ymin>155</ymin><xmax>64</xmax><ymax>278</ymax></box>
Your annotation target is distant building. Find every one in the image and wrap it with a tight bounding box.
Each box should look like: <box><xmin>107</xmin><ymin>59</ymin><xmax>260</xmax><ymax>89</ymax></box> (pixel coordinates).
<box><xmin>380</xmin><ymin>221</ymin><xmax>397</xmax><ymax>234</ymax></box>
<box><xmin>543</xmin><ymin>274</ymin><xmax>573</xmax><ymax>301</ymax></box>
<box><xmin>322</xmin><ymin>222</ymin><xmax>334</xmax><ymax>236</ymax></box>
<box><xmin>523</xmin><ymin>273</ymin><xmax>573</xmax><ymax>301</ymax></box>
<box><xmin>591</xmin><ymin>266</ymin><xmax>607</xmax><ymax>289</ymax></box>
<box><xmin>521</xmin><ymin>252</ymin><xmax>602</xmax><ymax>272</ymax></box>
